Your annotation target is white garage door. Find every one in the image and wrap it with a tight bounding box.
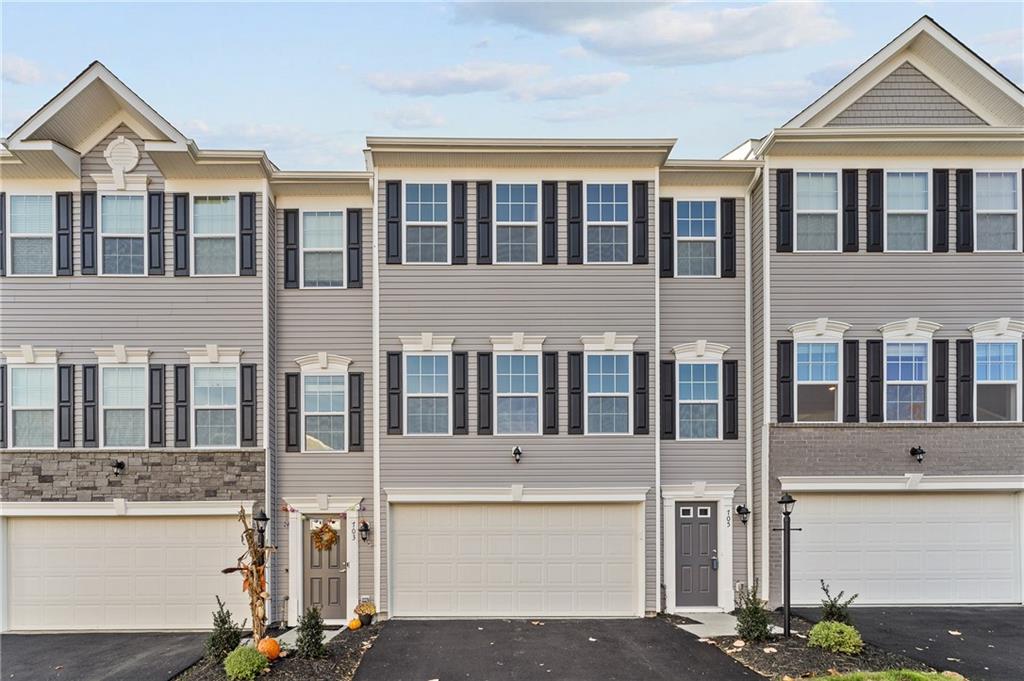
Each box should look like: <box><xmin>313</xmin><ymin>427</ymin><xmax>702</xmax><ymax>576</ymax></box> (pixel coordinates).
<box><xmin>7</xmin><ymin>515</ymin><xmax>250</xmax><ymax>630</ymax></box>
<box><xmin>792</xmin><ymin>493</ymin><xmax>1021</xmax><ymax>605</ymax></box>
<box><xmin>391</xmin><ymin>503</ymin><xmax>641</xmax><ymax>617</ymax></box>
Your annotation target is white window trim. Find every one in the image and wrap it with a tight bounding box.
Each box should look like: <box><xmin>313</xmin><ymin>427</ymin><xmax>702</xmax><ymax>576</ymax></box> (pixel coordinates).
<box><xmin>94</xmin><ymin>345</ymin><xmax>151</xmax><ymax>449</ymax></box>
<box><xmin>190</xmin><ymin>195</ymin><xmax>240</xmax><ymax>277</ymax></box>
<box><xmin>794</xmin><ymin>170</ymin><xmax>841</xmax><ymax>253</ymax></box>
<box><xmin>493</xmin><ymin>182</ymin><xmax>542</xmax><ymax>265</ymax></box>
<box><xmin>300</xmin><ymin>373</ymin><xmax>349</xmax><ymax>453</ymax></box>
<box><xmin>970</xmin><ymin>318</ymin><xmax>1024</xmax><ymax>423</ymax></box>
<box><xmin>676</xmin><ymin>359</ymin><xmax>723</xmax><ymax>441</ymax></box>
<box><xmin>402</xmin><ymin>181</ymin><xmax>452</xmax><ymax>265</ymax></box>
<box><xmin>879</xmin><ymin>318</ymin><xmax>941</xmax><ymax>424</ymax></box>
<box><xmin>672</xmin><ymin>341</ymin><xmax>729</xmax><ymax>441</ymax></box>
<box><xmin>5</xmin><ymin>365</ymin><xmax>58</xmax><ymax>450</ymax></box>
<box><xmin>673</xmin><ymin>197</ymin><xmax>720</xmax><ymax>278</ymax></box>
<box><xmin>789</xmin><ymin>318</ymin><xmax>850</xmax><ymax>424</ymax></box>
<box><xmin>884</xmin><ymin>169</ymin><xmax>932</xmax><ymax>253</ymax></box>
<box><xmin>5</xmin><ymin>194</ymin><xmax>57</xmax><ymax>277</ymax></box>
<box><xmin>97</xmin><ymin>191</ymin><xmax>147</xmax><ymax>277</ymax></box>
<box><xmin>296</xmin><ymin>353</ymin><xmax>352</xmax><ymax>453</ymax></box>
<box><xmin>190</xmin><ymin>363</ymin><xmax>241</xmax><ymax>449</ymax></box>
<box><xmin>1</xmin><ymin>346</ymin><xmax>59</xmax><ymax>450</ymax></box>
<box><xmin>494</xmin><ymin>351</ymin><xmax>542</xmax><ymax>436</ymax></box>
<box><xmin>299</xmin><ymin>208</ymin><xmax>346</xmax><ymax>289</ymax></box>
<box><xmin>98</xmin><ymin>364</ymin><xmax>150</xmax><ymax>449</ymax></box>
<box><xmin>974</xmin><ymin>169</ymin><xmax>1022</xmax><ymax>253</ymax></box>
<box><xmin>583</xmin><ymin>182</ymin><xmax>632</xmax><ymax>265</ymax></box>
<box><xmin>583</xmin><ymin>351</ymin><xmax>633</xmax><ymax>436</ymax></box>
<box><xmin>403</xmin><ymin>351</ymin><xmax>453</xmax><ymax>437</ymax></box>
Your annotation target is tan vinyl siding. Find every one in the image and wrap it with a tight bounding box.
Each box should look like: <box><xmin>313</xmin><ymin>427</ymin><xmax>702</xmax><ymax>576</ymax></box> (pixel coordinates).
<box><xmin>748</xmin><ymin>177</ymin><xmax>766</xmax><ymax>586</ymax></box>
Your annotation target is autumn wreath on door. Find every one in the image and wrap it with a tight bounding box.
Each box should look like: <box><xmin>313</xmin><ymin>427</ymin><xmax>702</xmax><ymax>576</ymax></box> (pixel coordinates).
<box><xmin>310</xmin><ymin>518</ymin><xmax>340</xmax><ymax>552</ymax></box>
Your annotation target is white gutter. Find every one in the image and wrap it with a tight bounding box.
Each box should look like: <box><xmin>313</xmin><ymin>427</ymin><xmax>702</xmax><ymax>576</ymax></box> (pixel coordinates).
<box><xmin>653</xmin><ymin>170</ymin><xmax>662</xmax><ymax>612</ymax></box>
<box><xmin>743</xmin><ymin>166</ymin><xmax>762</xmax><ymax>588</ymax></box>
<box><xmin>370</xmin><ymin>162</ymin><xmax>382</xmax><ymax>612</ymax></box>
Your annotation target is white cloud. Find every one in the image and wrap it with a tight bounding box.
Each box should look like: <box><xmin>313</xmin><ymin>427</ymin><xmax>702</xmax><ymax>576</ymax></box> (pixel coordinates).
<box><xmin>365</xmin><ymin>61</ymin><xmax>545</xmax><ymax>96</ymax></box>
<box><xmin>187</xmin><ymin>121</ymin><xmax>364</xmax><ymax>170</ymax></box>
<box><xmin>535</xmin><ymin>105</ymin><xmax>620</xmax><ymax>123</ymax></box>
<box><xmin>515</xmin><ymin>71</ymin><xmax>629</xmax><ymax>101</ymax></box>
<box><xmin>3</xmin><ymin>54</ymin><xmax>44</xmax><ymax>85</ymax></box>
<box><xmin>379</xmin><ymin>103</ymin><xmax>447</xmax><ymax>130</ymax></box>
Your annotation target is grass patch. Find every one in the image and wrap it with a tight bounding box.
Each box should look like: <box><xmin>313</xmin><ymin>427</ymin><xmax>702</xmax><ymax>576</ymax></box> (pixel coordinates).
<box><xmin>808</xmin><ymin>671</ymin><xmax>955</xmax><ymax>681</ymax></box>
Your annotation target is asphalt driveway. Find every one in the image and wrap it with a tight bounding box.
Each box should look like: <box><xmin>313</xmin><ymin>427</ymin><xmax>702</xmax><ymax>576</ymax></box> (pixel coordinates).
<box><xmin>796</xmin><ymin>606</ymin><xmax>1023</xmax><ymax>681</ymax></box>
<box><xmin>354</xmin><ymin>617</ymin><xmax>755</xmax><ymax>681</ymax></box>
<box><xmin>0</xmin><ymin>632</ymin><xmax>207</xmax><ymax>681</ymax></box>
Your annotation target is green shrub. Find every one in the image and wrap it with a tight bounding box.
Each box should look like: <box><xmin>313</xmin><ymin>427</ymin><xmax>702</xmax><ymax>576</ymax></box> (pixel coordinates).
<box><xmin>295</xmin><ymin>605</ymin><xmax>326</xmax><ymax>659</ymax></box>
<box><xmin>733</xmin><ymin>580</ymin><xmax>772</xmax><ymax>642</ymax></box>
<box><xmin>205</xmin><ymin>596</ymin><xmax>243</xmax><ymax>662</ymax></box>
<box><xmin>808</xmin><ymin>620</ymin><xmax>864</xmax><ymax>655</ymax></box>
<box><xmin>223</xmin><ymin>646</ymin><xmax>268</xmax><ymax>681</ymax></box>
<box><xmin>819</xmin><ymin>580</ymin><xmax>858</xmax><ymax>624</ymax></box>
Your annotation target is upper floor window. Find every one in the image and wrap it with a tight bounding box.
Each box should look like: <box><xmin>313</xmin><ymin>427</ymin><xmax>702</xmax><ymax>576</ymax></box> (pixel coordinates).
<box><xmin>496</xmin><ymin>353</ymin><xmax>540</xmax><ymax>434</ymax></box>
<box><xmin>885</xmin><ymin>341</ymin><xmax>928</xmax><ymax>422</ymax></box>
<box><xmin>975</xmin><ymin>171</ymin><xmax>1020</xmax><ymax>252</ymax></box>
<box><xmin>101</xmin><ymin>365</ymin><xmax>147</xmax><ymax>446</ymax></box>
<box><xmin>795</xmin><ymin>172</ymin><xmax>839</xmax><ymax>252</ymax></box>
<box><xmin>495</xmin><ymin>183</ymin><xmax>539</xmax><ymax>264</ymax></box>
<box><xmin>8</xmin><ymin>195</ymin><xmax>55</xmax><ymax>275</ymax></box>
<box><xmin>100</xmin><ymin>194</ymin><xmax>146</xmax><ymax>275</ymax></box>
<box><xmin>886</xmin><ymin>171</ymin><xmax>929</xmax><ymax>252</ymax></box>
<box><xmin>302</xmin><ymin>211</ymin><xmax>345</xmax><ymax>287</ymax></box>
<box><xmin>193</xmin><ymin>196</ymin><xmax>237</xmax><ymax>275</ymax></box>
<box><xmin>675</xmin><ymin>200</ymin><xmax>718</xmax><ymax>276</ymax></box>
<box><xmin>405</xmin><ymin>353</ymin><xmax>450</xmax><ymax>434</ymax></box>
<box><xmin>303</xmin><ymin>374</ymin><xmax>347</xmax><ymax>451</ymax></box>
<box><xmin>585</xmin><ymin>353</ymin><xmax>630</xmax><ymax>433</ymax></box>
<box><xmin>405</xmin><ymin>183</ymin><xmax>448</xmax><ymax>264</ymax></box>
<box><xmin>585</xmin><ymin>183</ymin><xmax>629</xmax><ymax>263</ymax></box>
<box><xmin>976</xmin><ymin>342</ymin><xmax>1019</xmax><ymax>421</ymax></box>
<box><xmin>192</xmin><ymin>365</ymin><xmax>238</xmax><ymax>447</ymax></box>
<box><xmin>677</xmin><ymin>362</ymin><xmax>719</xmax><ymax>439</ymax></box>
<box><xmin>8</xmin><ymin>366</ymin><xmax>56</xmax><ymax>447</ymax></box>
<box><xmin>796</xmin><ymin>343</ymin><xmax>840</xmax><ymax>422</ymax></box>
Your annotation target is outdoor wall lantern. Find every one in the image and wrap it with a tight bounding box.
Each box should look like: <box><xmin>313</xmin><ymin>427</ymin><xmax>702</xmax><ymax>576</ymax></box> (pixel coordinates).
<box><xmin>358</xmin><ymin>520</ymin><xmax>371</xmax><ymax>543</ymax></box>
<box><xmin>512</xmin><ymin>446</ymin><xmax>523</xmax><ymax>464</ymax></box>
<box><xmin>110</xmin><ymin>459</ymin><xmax>125</xmax><ymax>476</ymax></box>
<box><xmin>910</xmin><ymin>446</ymin><xmax>926</xmax><ymax>463</ymax></box>
<box><xmin>735</xmin><ymin>505</ymin><xmax>751</xmax><ymax>524</ymax></box>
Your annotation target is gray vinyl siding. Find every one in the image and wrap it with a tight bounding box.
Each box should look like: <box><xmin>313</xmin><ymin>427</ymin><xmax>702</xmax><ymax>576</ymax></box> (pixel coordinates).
<box><xmin>827</xmin><ymin>62</ymin><xmax>985</xmax><ymax>127</ymax></box>
<box><xmin>265</xmin><ymin>196</ymin><xmax>281</xmax><ymax>621</ymax></box>
<box><xmin>748</xmin><ymin>178</ymin><xmax>766</xmax><ymax>589</ymax></box>
<box><xmin>377</xmin><ymin>178</ymin><xmax>659</xmax><ymax>614</ymax></box>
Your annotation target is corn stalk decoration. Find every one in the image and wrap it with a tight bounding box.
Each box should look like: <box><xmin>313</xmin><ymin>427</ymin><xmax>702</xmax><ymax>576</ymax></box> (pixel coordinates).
<box><xmin>222</xmin><ymin>506</ymin><xmax>275</xmax><ymax>642</ymax></box>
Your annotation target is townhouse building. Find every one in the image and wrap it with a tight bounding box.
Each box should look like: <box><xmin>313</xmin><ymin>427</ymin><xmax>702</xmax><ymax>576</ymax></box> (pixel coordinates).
<box><xmin>0</xmin><ymin>15</ymin><xmax>1020</xmax><ymax>632</ymax></box>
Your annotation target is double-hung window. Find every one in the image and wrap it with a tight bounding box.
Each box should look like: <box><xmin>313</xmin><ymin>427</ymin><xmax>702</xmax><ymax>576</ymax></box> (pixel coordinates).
<box><xmin>8</xmin><ymin>366</ymin><xmax>56</xmax><ymax>447</ymax></box>
<box><xmin>975</xmin><ymin>171</ymin><xmax>1020</xmax><ymax>251</ymax></box>
<box><xmin>677</xmin><ymin>362</ymin><xmax>720</xmax><ymax>439</ymax></box>
<box><xmin>585</xmin><ymin>183</ymin><xmax>629</xmax><ymax>263</ymax></box>
<box><xmin>886</xmin><ymin>171</ymin><xmax>930</xmax><ymax>251</ymax></box>
<box><xmin>495</xmin><ymin>183</ymin><xmax>540</xmax><ymax>264</ymax></box>
<box><xmin>8</xmin><ymin>195</ymin><xmax>55</xmax><ymax>275</ymax></box>
<box><xmin>885</xmin><ymin>341</ymin><xmax>929</xmax><ymax>422</ymax></box>
<box><xmin>795</xmin><ymin>343</ymin><xmax>840</xmax><ymax>422</ymax></box>
<box><xmin>675</xmin><ymin>200</ymin><xmax>718</xmax><ymax>276</ymax></box>
<box><xmin>303</xmin><ymin>374</ymin><xmax>347</xmax><ymax>451</ymax></box>
<box><xmin>405</xmin><ymin>354</ymin><xmax>450</xmax><ymax>434</ymax></box>
<box><xmin>405</xmin><ymin>183</ymin><xmax>448</xmax><ymax>264</ymax></box>
<box><xmin>192</xmin><ymin>365</ymin><xmax>239</xmax><ymax>447</ymax></box>
<box><xmin>795</xmin><ymin>171</ymin><xmax>839</xmax><ymax>251</ymax></box>
<box><xmin>585</xmin><ymin>353</ymin><xmax>630</xmax><ymax>433</ymax></box>
<box><xmin>495</xmin><ymin>354</ymin><xmax>540</xmax><ymax>434</ymax></box>
<box><xmin>976</xmin><ymin>342</ymin><xmax>1019</xmax><ymax>421</ymax></box>
<box><xmin>101</xmin><ymin>366</ymin><xmax>147</xmax><ymax>446</ymax></box>
<box><xmin>192</xmin><ymin>196</ymin><xmax>237</xmax><ymax>275</ymax></box>
<box><xmin>302</xmin><ymin>210</ymin><xmax>345</xmax><ymax>287</ymax></box>
<box><xmin>100</xmin><ymin>194</ymin><xmax>146</xmax><ymax>275</ymax></box>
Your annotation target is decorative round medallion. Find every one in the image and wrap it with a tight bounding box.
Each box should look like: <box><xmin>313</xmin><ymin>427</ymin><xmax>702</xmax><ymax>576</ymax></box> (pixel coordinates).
<box><xmin>104</xmin><ymin>135</ymin><xmax>140</xmax><ymax>174</ymax></box>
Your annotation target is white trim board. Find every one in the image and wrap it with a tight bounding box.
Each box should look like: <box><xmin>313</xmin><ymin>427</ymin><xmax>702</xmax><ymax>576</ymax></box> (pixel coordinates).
<box><xmin>0</xmin><ymin>499</ymin><xmax>255</xmax><ymax>517</ymax></box>
<box><xmin>779</xmin><ymin>475</ymin><xmax>1024</xmax><ymax>493</ymax></box>
<box><xmin>384</xmin><ymin>485</ymin><xmax>650</xmax><ymax>504</ymax></box>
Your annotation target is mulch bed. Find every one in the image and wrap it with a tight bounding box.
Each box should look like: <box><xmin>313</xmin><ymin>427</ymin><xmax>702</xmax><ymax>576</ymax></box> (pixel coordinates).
<box><xmin>710</xmin><ymin>613</ymin><xmax>934</xmax><ymax>680</ymax></box>
<box><xmin>176</xmin><ymin>623</ymin><xmax>382</xmax><ymax>681</ymax></box>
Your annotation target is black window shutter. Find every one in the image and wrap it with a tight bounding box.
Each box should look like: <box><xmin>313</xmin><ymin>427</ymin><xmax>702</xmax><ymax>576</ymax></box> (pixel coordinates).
<box><xmin>149</xmin><ymin>364</ymin><xmax>165</xmax><ymax>446</ymax></box>
<box><xmin>0</xmin><ymin>192</ymin><xmax>6</xmax><ymax>277</ymax></box>
<box><xmin>842</xmin><ymin>170</ymin><xmax>859</xmax><ymax>252</ymax></box>
<box><xmin>173</xmin><ymin>193</ymin><xmax>190</xmax><ymax>276</ymax></box>
<box><xmin>932</xmin><ymin>340</ymin><xmax>949</xmax><ymax>422</ymax></box>
<box><xmin>476</xmin><ymin>181</ymin><xmax>492</xmax><ymax>264</ymax></box>
<box><xmin>632</xmin><ymin>181</ymin><xmax>649</xmax><ymax>265</ymax></box>
<box><xmin>148</xmin><ymin>191</ymin><xmax>165</xmax><ymax>274</ymax></box>
<box><xmin>843</xmin><ymin>340</ymin><xmax>859</xmax><ymax>422</ymax></box>
<box><xmin>173</xmin><ymin>364</ymin><xmax>190</xmax><ymax>446</ymax></box>
<box><xmin>240</xmin><ymin>363</ymin><xmax>257</xmax><ymax>446</ymax></box>
<box><xmin>723</xmin><ymin>359</ymin><xmax>738</xmax><ymax>439</ymax></box>
<box><xmin>955</xmin><ymin>169</ymin><xmax>974</xmax><ymax>252</ymax></box>
<box><xmin>477</xmin><ymin>352</ymin><xmax>493</xmax><ymax>435</ymax></box>
<box><xmin>284</xmin><ymin>209</ymin><xmax>299</xmax><ymax>288</ymax></box>
<box><xmin>83</xmin><ymin>364</ymin><xmax>98</xmax><ymax>447</ymax></box>
<box><xmin>452</xmin><ymin>182</ymin><xmax>468</xmax><ymax>265</ymax></box>
<box><xmin>866</xmin><ymin>340</ymin><xmax>883</xmax><ymax>422</ymax></box>
<box><xmin>776</xmin><ymin>169</ymin><xmax>793</xmax><ymax>252</ymax></box>
<box><xmin>239</xmin><ymin>192</ymin><xmax>256</xmax><ymax>276</ymax></box>
<box><xmin>0</xmin><ymin>365</ymin><xmax>6</xmax><ymax>447</ymax></box>
<box><xmin>57</xmin><ymin>364</ymin><xmax>74</xmax><ymax>446</ymax></box>
<box><xmin>956</xmin><ymin>339</ymin><xmax>974</xmax><ymax>422</ymax></box>
<box><xmin>285</xmin><ymin>372</ymin><xmax>300</xmax><ymax>451</ymax></box>
<box><xmin>721</xmin><ymin>198</ymin><xmax>736</xmax><ymax>277</ymax></box>
<box><xmin>453</xmin><ymin>352</ymin><xmax>469</xmax><ymax>434</ymax></box>
<box><xmin>542</xmin><ymin>181</ymin><xmax>558</xmax><ymax>264</ymax></box>
<box><xmin>386</xmin><ymin>181</ymin><xmax>402</xmax><ymax>264</ymax></box>
<box><xmin>543</xmin><ymin>351</ymin><xmax>559</xmax><ymax>434</ymax></box>
<box><xmin>777</xmin><ymin>340</ymin><xmax>794</xmax><ymax>422</ymax></box>
<box><xmin>933</xmin><ymin>170</ymin><xmax>949</xmax><ymax>253</ymax></box>
<box><xmin>660</xmin><ymin>360</ymin><xmax>675</xmax><ymax>440</ymax></box>
<box><xmin>347</xmin><ymin>209</ymin><xmax>363</xmax><ymax>287</ymax></box>
<box><xmin>568</xmin><ymin>351</ymin><xmax>584</xmax><ymax>433</ymax></box>
<box><xmin>866</xmin><ymin>169</ymin><xmax>884</xmax><ymax>252</ymax></box>
<box><xmin>56</xmin><ymin>192</ymin><xmax>73</xmax><ymax>276</ymax></box>
<box><xmin>387</xmin><ymin>351</ymin><xmax>403</xmax><ymax>434</ymax></box>
<box><xmin>633</xmin><ymin>351</ymin><xmax>649</xmax><ymax>434</ymax></box>
<box><xmin>349</xmin><ymin>372</ymin><xmax>364</xmax><ymax>451</ymax></box>
<box><xmin>659</xmin><ymin>198</ymin><xmax>674</xmax><ymax>278</ymax></box>
<box><xmin>567</xmin><ymin>182</ymin><xmax>583</xmax><ymax>264</ymax></box>
<box><xmin>81</xmin><ymin>191</ymin><xmax>97</xmax><ymax>275</ymax></box>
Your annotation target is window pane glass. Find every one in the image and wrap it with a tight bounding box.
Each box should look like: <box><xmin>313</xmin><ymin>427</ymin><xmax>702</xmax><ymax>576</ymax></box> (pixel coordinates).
<box><xmin>407</xmin><ymin>355</ymin><xmax>449</xmax><ymax>395</ymax></box>
<box><xmin>406</xmin><ymin>225</ymin><xmax>448</xmax><ymax>263</ymax></box>
<box><xmin>103</xmin><ymin>367</ymin><xmax>146</xmax><ymax>407</ymax></box>
<box><xmin>887</xmin><ymin>172</ymin><xmax>928</xmax><ymax>210</ymax></box>
<box><xmin>977</xmin><ymin>343</ymin><xmax>1018</xmax><ymax>381</ymax></box>
<box><xmin>677</xmin><ymin>241</ymin><xmax>716</xmax><ymax>276</ymax></box>
<box><xmin>10</xmin><ymin>196</ymin><xmax>52</xmax><ymax>234</ymax></box>
<box><xmin>406</xmin><ymin>183</ymin><xmax>447</xmax><ymax>223</ymax></box>
<box><xmin>104</xmin><ymin>409</ymin><xmax>145</xmax><ymax>446</ymax></box>
<box><xmin>11</xmin><ymin>367</ymin><xmax>55</xmax><ymax>407</ymax></box>
<box><xmin>886</xmin><ymin>384</ymin><xmax>926</xmax><ymax>421</ymax></box>
<box><xmin>303</xmin><ymin>211</ymin><xmax>344</xmax><ymax>248</ymax></box>
<box><xmin>196</xmin><ymin>409</ymin><xmax>237</xmax><ymax>446</ymax></box>
<box><xmin>193</xmin><ymin>197</ymin><xmax>236</xmax><ymax>235</ymax></box>
<box><xmin>304</xmin><ymin>375</ymin><xmax>345</xmax><ymax>413</ymax></box>
<box><xmin>678</xmin><ymin>363</ymin><xmax>719</xmax><ymax>401</ymax></box>
<box><xmin>11</xmin><ymin>237</ymin><xmax>53</xmax><ymax>274</ymax></box>
<box><xmin>305</xmin><ymin>415</ymin><xmax>345</xmax><ymax>451</ymax></box>
<box><xmin>13</xmin><ymin>410</ymin><xmax>53</xmax><ymax>447</ymax></box>
<box><xmin>887</xmin><ymin>214</ymin><xmax>927</xmax><ymax>251</ymax></box>
<box><xmin>977</xmin><ymin>384</ymin><xmax>1017</xmax><ymax>422</ymax></box>
<box><xmin>496</xmin><ymin>225</ymin><xmax>538</xmax><ymax>263</ymax></box>
<box><xmin>796</xmin><ymin>214</ymin><xmax>838</xmax><ymax>251</ymax></box>
<box><xmin>679</xmin><ymin>403</ymin><xmax>717</xmax><ymax>439</ymax></box>
<box><xmin>587</xmin><ymin>354</ymin><xmax>629</xmax><ymax>394</ymax></box>
<box><xmin>797</xmin><ymin>384</ymin><xmax>837</xmax><ymax>422</ymax></box>
<box><xmin>101</xmin><ymin>195</ymin><xmax>145</xmax><ymax>235</ymax></box>
<box><xmin>497</xmin><ymin>354</ymin><xmax>539</xmax><ymax>394</ymax></box>
<box><xmin>586</xmin><ymin>225</ymin><xmax>628</xmax><ymax>263</ymax></box>
<box><xmin>194</xmin><ymin>237</ymin><xmax>236</xmax><ymax>274</ymax></box>
<box><xmin>497</xmin><ymin>396</ymin><xmax>539</xmax><ymax>434</ymax></box>
<box><xmin>796</xmin><ymin>172</ymin><xmax>838</xmax><ymax>211</ymax></box>
<box><xmin>303</xmin><ymin>252</ymin><xmax>344</xmax><ymax>287</ymax></box>
<box><xmin>797</xmin><ymin>343</ymin><xmax>839</xmax><ymax>382</ymax></box>
<box><xmin>976</xmin><ymin>172</ymin><xmax>1017</xmax><ymax>211</ymax></box>
<box><xmin>976</xmin><ymin>214</ymin><xmax>1017</xmax><ymax>251</ymax></box>
<box><xmin>886</xmin><ymin>342</ymin><xmax>928</xmax><ymax>382</ymax></box>
<box><xmin>103</xmin><ymin>237</ymin><xmax>145</xmax><ymax>275</ymax></box>
<box><xmin>407</xmin><ymin>397</ymin><xmax>448</xmax><ymax>434</ymax></box>
<box><xmin>587</xmin><ymin>396</ymin><xmax>628</xmax><ymax>433</ymax></box>
<box><xmin>194</xmin><ymin>367</ymin><xmax>238</xmax><ymax>407</ymax></box>
<box><xmin>586</xmin><ymin>183</ymin><xmax>628</xmax><ymax>223</ymax></box>
<box><xmin>676</xmin><ymin>201</ymin><xmax>716</xmax><ymax>238</ymax></box>
<box><xmin>496</xmin><ymin>184</ymin><xmax>538</xmax><ymax>224</ymax></box>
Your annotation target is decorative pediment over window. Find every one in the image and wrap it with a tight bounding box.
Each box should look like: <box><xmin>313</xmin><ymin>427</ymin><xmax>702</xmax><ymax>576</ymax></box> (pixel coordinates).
<box><xmin>969</xmin><ymin>318</ymin><xmax>1024</xmax><ymax>341</ymax></box>
<box><xmin>879</xmin><ymin>317</ymin><xmax>942</xmax><ymax>340</ymax></box>
<box><xmin>399</xmin><ymin>333</ymin><xmax>455</xmax><ymax>353</ymax></box>
<box><xmin>0</xmin><ymin>345</ymin><xmax>59</xmax><ymax>365</ymax></box>
<box><xmin>490</xmin><ymin>333</ymin><xmax>546</xmax><ymax>353</ymax></box>
<box><xmin>186</xmin><ymin>344</ymin><xmax>243</xmax><ymax>364</ymax></box>
<box><xmin>294</xmin><ymin>353</ymin><xmax>353</xmax><ymax>373</ymax></box>
<box><xmin>788</xmin><ymin>317</ymin><xmax>851</xmax><ymax>341</ymax></box>
<box><xmin>672</xmin><ymin>341</ymin><xmax>729</xmax><ymax>362</ymax></box>
<box><xmin>580</xmin><ymin>332</ymin><xmax>637</xmax><ymax>352</ymax></box>
<box><xmin>93</xmin><ymin>344</ymin><xmax>150</xmax><ymax>364</ymax></box>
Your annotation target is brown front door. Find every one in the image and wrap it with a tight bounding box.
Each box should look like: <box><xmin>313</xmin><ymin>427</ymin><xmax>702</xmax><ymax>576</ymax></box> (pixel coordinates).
<box><xmin>303</xmin><ymin>516</ymin><xmax>346</xmax><ymax>621</ymax></box>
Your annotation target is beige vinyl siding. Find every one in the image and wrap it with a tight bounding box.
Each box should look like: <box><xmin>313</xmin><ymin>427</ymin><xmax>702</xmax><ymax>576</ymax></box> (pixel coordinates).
<box><xmin>265</xmin><ymin>196</ymin><xmax>281</xmax><ymax>620</ymax></box>
<box><xmin>748</xmin><ymin>178</ymin><xmax>766</xmax><ymax>587</ymax></box>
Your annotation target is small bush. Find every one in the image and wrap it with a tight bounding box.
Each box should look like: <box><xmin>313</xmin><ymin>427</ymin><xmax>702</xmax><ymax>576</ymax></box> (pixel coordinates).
<box><xmin>206</xmin><ymin>596</ymin><xmax>242</xmax><ymax>662</ymax></box>
<box><xmin>819</xmin><ymin>580</ymin><xmax>858</xmax><ymax>624</ymax></box>
<box><xmin>808</xmin><ymin>620</ymin><xmax>864</xmax><ymax>655</ymax></box>
<box><xmin>295</xmin><ymin>605</ymin><xmax>326</xmax><ymax>659</ymax></box>
<box><xmin>223</xmin><ymin>646</ymin><xmax>268</xmax><ymax>681</ymax></box>
<box><xmin>734</xmin><ymin>580</ymin><xmax>772</xmax><ymax>642</ymax></box>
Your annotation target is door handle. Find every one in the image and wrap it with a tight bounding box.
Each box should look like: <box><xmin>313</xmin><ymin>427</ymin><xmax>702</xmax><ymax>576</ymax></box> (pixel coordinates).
<box><xmin>340</xmin><ymin>561</ymin><xmax>349</xmax><ymax>574</ymax></box>
<box><xmin>711</xmin><ymin>549</ymin><xmax>719</xmax><ymax>571</ymax></box>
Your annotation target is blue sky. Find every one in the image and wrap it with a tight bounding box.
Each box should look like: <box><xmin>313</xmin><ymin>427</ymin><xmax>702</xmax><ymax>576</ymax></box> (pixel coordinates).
<box><xmin>2</xmin><ymin>2</ymin><xmax>1021</xmax><ymax>169</ymax></box>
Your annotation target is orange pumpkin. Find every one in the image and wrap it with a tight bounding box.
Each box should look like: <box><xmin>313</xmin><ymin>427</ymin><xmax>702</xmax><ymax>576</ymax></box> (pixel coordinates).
<box><xmin>348</xmin><ymin>618</ymin><xmax>362</xmax><ymax>630</ymax></box>
<box><xmin>258</xmin><ymin>637</ymin><xmax>281</xmax><ymax>661</ymax></box>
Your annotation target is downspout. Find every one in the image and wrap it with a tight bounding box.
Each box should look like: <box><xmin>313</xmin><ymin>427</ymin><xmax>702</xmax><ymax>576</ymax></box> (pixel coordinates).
<box><xmin>653</xmin><ymin>169</ymin><xmax>662</xmax><ymax>613</ymax></box>
<box><xmin>261</xmin><ymin>181</ymin><xmax>274</xmax><ymax>621</ymax></box>
<box><xmin>743</xmin><ymin>166</ymin><xmax>762</xmax><ymax>588</ymax></box>
<box><xmin>369</xmin><ymin>154</ymin><xmax>383</xmax><ymax>613</ymax></box>
<box><xmin>760</xmin><ymin>159</ymin><xmax>772</xmax><ymax>600</ymax></box>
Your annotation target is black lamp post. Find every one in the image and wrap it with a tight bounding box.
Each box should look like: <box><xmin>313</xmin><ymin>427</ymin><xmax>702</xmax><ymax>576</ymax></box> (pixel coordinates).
<box><xmin>778</xmin><ymin>493</ymin><xmax>797</xmax><ymax>637</ymax></box>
